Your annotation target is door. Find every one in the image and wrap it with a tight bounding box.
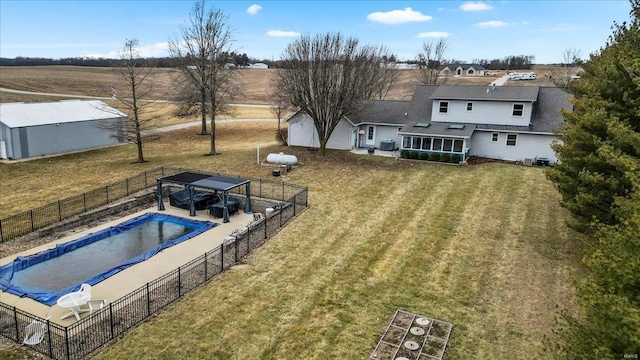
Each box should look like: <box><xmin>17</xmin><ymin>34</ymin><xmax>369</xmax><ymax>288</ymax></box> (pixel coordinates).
<box><xmin>365</xmin><ymin>126</ymin><xmax>375</xmax><ymax>146</ymax></box>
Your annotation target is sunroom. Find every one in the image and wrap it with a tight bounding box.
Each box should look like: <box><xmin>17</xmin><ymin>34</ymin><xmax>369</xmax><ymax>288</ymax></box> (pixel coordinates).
<box><xmin>398</xmin><ymin>122</ymin><xmax>475</xmax><ymax>162</ymax></box>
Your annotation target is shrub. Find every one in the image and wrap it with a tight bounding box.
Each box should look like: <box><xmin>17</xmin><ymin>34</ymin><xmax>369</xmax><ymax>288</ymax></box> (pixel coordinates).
<box><xmin>451</xmin><ymin>154</ymin><xmax>461</xmax><ymax>163</ymax></box>
<box><xmin>419</xmin><ymin>152</ymin><xmax>430</xmax><ymax>160</ymax></box>
<box><xmin>441</xmin><ymin>153</ymin><xmax>451</xmax><ymax>162</ymax></box>
<box><xmin>400</xmin><ymin>150</ymin><xmax>409</xmax><ymax>158</ymax></box>
<box><xmin>430</xmin><ymin>153</ymin><xmax>441</xmax><ymax>161</ymax></box>
<box><xmin>410</xmin><ymin>151</ymin><xmax>420</xmax><ymax>159</ymax></box>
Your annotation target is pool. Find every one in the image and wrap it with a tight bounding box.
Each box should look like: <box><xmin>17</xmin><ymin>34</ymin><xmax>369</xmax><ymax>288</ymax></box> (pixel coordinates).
<box><xmin>0</xmin><ymin>213</ymin><xmax>216</xmax><ymax>305</ymax></box>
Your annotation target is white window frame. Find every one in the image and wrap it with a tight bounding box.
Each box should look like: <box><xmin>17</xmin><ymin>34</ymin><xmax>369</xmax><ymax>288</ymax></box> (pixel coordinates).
<box><xmin>491</xmin><ymin>133</ymin><xmax>499</xmax><ymax>142</ymax></box>
<box><xmin>512</xmin><ymin>103</ymin><xmax>524</xmax><ymax>117</ymax></box>
<box><xmin>506</xmin><ymin>133</ymin><xmax>518</xmax><ymax>146</ymax></box>
<box><xmin>366</xmin><ymin>125</ymin><xmax>375</xmax><ymax>145</ymax></box>
<box><xmin>439</xmin><ymin>101</ymin><xmax>449</xmax><ymax>114</ymax></box>
<box><xmin>466</xmin><ymin>102</ymin><xmax>473</xmax><ymax>112</ymax></box>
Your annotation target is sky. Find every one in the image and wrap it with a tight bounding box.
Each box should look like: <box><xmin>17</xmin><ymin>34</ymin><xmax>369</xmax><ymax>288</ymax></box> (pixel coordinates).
<box><xmin>0</xmin><ymin>1</ymin><xmax>633</xmax><ymax>64</ymax></box>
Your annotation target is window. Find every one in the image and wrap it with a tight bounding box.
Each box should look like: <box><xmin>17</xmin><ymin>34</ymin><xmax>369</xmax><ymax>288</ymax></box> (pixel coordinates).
<box><xmin>443</xmin><ymin>139</ymin><xmax>453</xmax><ymax>152</ymax></box>
<box><xmin>403</xmin><ymin>136</ymin><xmax>411</xmax><ymax>148</ymax></box>
<box><xmin>453</xmin><ymin>139</ymin><xmax>463</xmax><ymax>152</ymax></box>
<box><xmin>491</xmin><ymin>133</ymin><xmax>499</xmax><ymax>142</ymax></box>
<box><xmin>421</xmin><ymin>138</ymin><xmax>431</xmax><ymax>150</ymax></box>
<box><xmin>439</xmin><ymin>101</ymin><xmax>449</xmax><ymax>113</ymax></box>
<box><xmin>506</xmin><ymin>134</ymin><xmax>517</xmax><ymax>146</ymax></box>
<box><xmin>432</xmin><ymin>138</ymin><xmax>443</xmax><ymax>151</ymax></box>
<box><xmin>466</xmin><ymin>102</ymin><xmax>473</xmax><ymax>111</ymax></box>
<box><xmin>468</xmin><ymin>69</ymin><xmax>474</xmax><ymax>75</ymax></box>
<box><xmin>412</xmin><ymin>137</ymin><xmax>422</xmax><ymax>149</ymax></box>
<box><xmin>512</xmin><ymin>104</ymin><xmax>524</xmax><ymax>117</ymax></box>
<box><xmin>367</xmin><ymin>126</ymin><xmax>374</xmax><ymax>140</ymax></box>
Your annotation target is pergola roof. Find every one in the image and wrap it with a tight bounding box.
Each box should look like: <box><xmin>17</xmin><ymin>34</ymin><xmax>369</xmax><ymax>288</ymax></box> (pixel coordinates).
<box><xmin>159</xmin><ymin>172</ymin><xmax>249</xmax><ymax>191</ymax></box>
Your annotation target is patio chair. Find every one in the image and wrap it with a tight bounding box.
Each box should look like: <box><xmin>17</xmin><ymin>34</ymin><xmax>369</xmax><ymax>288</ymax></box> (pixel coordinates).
<box><xmin>86</xmin><ymin>299</ymin><xmax>106</xmax><ymax>314</ymax></box>
<box><xmin>22</xmin><ymin>316</ymin><xmax>50</xmax><ymax>346</ymax></box>
<box><xmin>79</xmin><ymin>283</ymin><xmax>92</xmax><ymax>295</ymax></box>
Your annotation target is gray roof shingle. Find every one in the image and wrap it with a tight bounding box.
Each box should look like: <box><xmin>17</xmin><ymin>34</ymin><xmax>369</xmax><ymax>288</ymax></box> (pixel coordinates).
<box><xmin>430</xmin><ymin>85</ymin><xmax>539</xmax><ymax>102</ymax></box>
<box><xmin>348</xmin><ymin>100</ymin><xmax>410</xmax><ymax>125</ymax></box>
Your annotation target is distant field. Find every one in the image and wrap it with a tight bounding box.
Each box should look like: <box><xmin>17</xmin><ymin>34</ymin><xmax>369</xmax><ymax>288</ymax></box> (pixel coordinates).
<box><xmin>0</xmin><ymin>65</ymin><xmax>558</xmax><ymax>104</ymax></box>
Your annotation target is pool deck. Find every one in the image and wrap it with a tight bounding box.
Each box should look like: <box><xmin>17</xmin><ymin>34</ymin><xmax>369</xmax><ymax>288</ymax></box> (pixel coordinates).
<box><xmin>0</xmin><ymin>202</ymin><xmax>254</xmax><ymax>325</ymax></box>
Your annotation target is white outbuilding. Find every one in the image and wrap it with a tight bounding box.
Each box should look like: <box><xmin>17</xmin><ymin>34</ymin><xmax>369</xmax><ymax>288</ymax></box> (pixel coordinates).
<box><xmin>0</xmin><ymin>100</ymin><xmax>126</xmax><ymax>160</ymax></box>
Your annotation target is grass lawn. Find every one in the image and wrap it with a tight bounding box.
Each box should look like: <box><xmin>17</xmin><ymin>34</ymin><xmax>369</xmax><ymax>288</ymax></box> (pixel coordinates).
<box><xmin>0</xmin><ymin>121</ymin><xmax>582</xmax><ymax>359</ymax></box>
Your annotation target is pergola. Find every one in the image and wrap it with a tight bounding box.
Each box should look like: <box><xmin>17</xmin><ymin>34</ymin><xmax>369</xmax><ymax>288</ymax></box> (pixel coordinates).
<box><xmin>156</xmin><ymin>172</ymin><xmax>251</xmax><ymax>223</ymax></box>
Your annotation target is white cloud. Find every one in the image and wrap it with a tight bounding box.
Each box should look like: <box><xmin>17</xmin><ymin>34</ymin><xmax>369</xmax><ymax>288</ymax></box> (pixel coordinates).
<box><xmin>138</xmin><ymin>42</ymin><xmax>170</xmax><ymax>57</ymax></box>
<box><xmin>476</xmin><ymin>20</ymin><xmax>508</xmax><ymax>28</ymax></box>
<box><xmin>460</xmin><ymin>1</ymin><xmax>493</xmax><ymax>11</ymax></box>
<box><xmin>417</xmin><ymin>32</ymin><xmax>451</xmax><ymax>38</ymax></box>
<box><xmin>247</xmin><ymin>4</ymin><xmax>262</xmax><ymax>15</ymax></box>
<box><xmin>367</xmin><ymin>7</ymin><xmax>432</xmax><ymax>24</ymax></box>
<box><xmin>266</xmin><ymin>30</ymin><xmax>300</xmax><ymax>37</ymax></box>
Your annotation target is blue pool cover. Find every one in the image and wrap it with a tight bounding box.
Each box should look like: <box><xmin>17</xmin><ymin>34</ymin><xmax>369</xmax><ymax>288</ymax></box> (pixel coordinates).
<box><xmin>0</xmin><ymin>213</ymin><xmax>216</xmax><ymax>306</ymax></box>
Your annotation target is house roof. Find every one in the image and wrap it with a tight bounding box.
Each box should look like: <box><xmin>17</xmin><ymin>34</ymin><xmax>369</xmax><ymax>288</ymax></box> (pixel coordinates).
<box><xmin>529</xmin><ymin>87</ymin><xmax>573</xmax><ymax>133</ymax></box>
<box><xmin>400</xmin><ymin>122</ymin><xmax>476</xmax><ymax>138</ymax></box>
<box><xmin>458</xmin><ymin>64</ymin><xmax>485</xmax><ymax>70</ymax></box>
<box><xmin>348</xmin><ymin>100</ymin><xmax>410</xmax><ymax>125</ymax></box>
<box><xmin>430</xmin><ymin>85</ymin><xmax>539</xmax><ymax>102</ymax></box>
<box><xmin>0</xmin><ymin>100</ymin><xmax>126</xmax><ymax>128</ymax></box>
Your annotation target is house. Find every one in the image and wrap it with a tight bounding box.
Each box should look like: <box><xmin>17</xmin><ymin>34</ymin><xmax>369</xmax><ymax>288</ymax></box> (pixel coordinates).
<box><xmin>442</xmin><ymin>64</ymin><xmax>486</xmax><ymax>76</ymax></box>
<box><xmin>0</xmin><ymin>100</ymin><xmax>126</xmax><ymax>160</ymax></box>
<box><xmin>286</xmin><ymin>85</ymin><xmax>572</xmax><ymax>163</ymax></box>
<box><xmin>250</xmin><ymin>63</ymin><xmax>269</xmax><ymax>69</ymax></box>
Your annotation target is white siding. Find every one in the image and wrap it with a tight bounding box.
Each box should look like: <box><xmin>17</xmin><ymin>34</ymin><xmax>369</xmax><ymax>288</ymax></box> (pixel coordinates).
<box><xmin>287</xmin><ymin>114</ymin><xmax>354</xmax><ymax>150</ymax></box>
<box><xmin>431</xmin><ymin>100</ymin><xmax>533</xmax><ymax>126</ymax></box>
<box><xmin>470</xmin><ymin>131</ymin><xmax>559</xmax><ymax>163</ymax></box>
<box><xmin>359</xmin><ymin>125</ymin><xmax>401</xmax><ymax>149</ymax></box>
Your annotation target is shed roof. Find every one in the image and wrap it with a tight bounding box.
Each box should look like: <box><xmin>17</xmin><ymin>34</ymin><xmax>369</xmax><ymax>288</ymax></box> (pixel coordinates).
<box><xmin>0</xmin><ymin>100</ymin><xmax>126</xmax><ymax>128</ymax></box>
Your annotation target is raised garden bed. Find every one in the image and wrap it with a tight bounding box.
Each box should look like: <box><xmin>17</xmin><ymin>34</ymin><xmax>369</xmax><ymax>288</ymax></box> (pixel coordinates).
<box><xmin>370</xmin><ymin>310</ymin><xmax>453</xmax><ymax>360</ymax></box>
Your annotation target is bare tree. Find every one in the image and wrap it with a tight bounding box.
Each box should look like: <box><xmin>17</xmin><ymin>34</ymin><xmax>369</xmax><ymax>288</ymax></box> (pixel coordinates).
<box><xmin>551</xmin><ymin>47</ymin><xmax>583</xmax><ymax>89</ymax></box>
<box><xmin>373</xmin><ymin>57</ymin><xmax>402</xmax><ymax>100</ymax></box>
<box><xmin>270</xmin><ymin>74</ymin><xmax>291</xmax><ymax>145</ymax></box>
<box><xmin>169</xmin><ymin>0</ymin><xmax>238</xmax><ymax>155</ymax></box>
<box><xmin>275</xmin><ymin>32</ymin><xmax>395</xmax><ymax>156</ymax></box>
<box><xmin>101</xmin><ymin>38</ymin><xmax>158</xmax><ymax>163</ymax></box>
<box><xmin>416</xmin><ymin>38</ymin><xmax>449</xmax><ymax>85</ymax></box>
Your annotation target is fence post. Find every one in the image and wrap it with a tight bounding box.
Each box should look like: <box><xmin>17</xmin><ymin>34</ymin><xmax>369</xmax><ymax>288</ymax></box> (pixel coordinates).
<box><xmin>259</xmin><ymin>179</ymin><xmax>262</xmax><ymax>198</ymax></box>
<box><xmin>204</xmin><ymin>251</ymin><xmax>208</xmax><ymax>280</ymax></box>
<box><xmin>146</xmin><ymin>283</ymin><xmax>151</xmax><ymax>316</ymax></box>
<box><xmin>280</xmin><ymin>206</ymin><xmax>283</xmax><ymax>227</ymax></box>
<box><xmin>106</xmin><ymin>186</ymin><xmax>109</xmax><ymax>204</ymax></box>
<box><xmin>47</xmin><ymin>320</ymin><xmax>52</xmax><ymax>358</ymax></box>
<box><xmin>13</xmin><ymin>307</ymin><xmax>18</xmax><ymax>341</ymax></box>
<box><xmin>220</xmin><ymin>244</ymin><xmax>224</xmax><ymax>270</ymax></box>
<box><xmin>282</xmin><ymin>182</ymin><xmax>285</xmax><ymax>201</ymax></box>
<box><xmin>83</xmin><ymin>193</ymin><xmax>87</xmax><ymax>213</ymax></box>
<box><xmin>109</xmin><ymin>303</ymin><xmax>114</xmax><ymax>339</ymax></box>
<box><xmin>234</xmin><ymin>238</ymin><xmax>239</xmax><ymax>263</ymax></box>
<box><xmin>57</xmin><ymin>200</ymin><xmax>62</xmax><ymax>221</ymax></box>
<box><xmin>0</xmin><ymin>220</ymin><xmax>3</xmax><ymax>243</ymax></box>
<box><xmin>264</xmin><ymin>217</ymin><xmax>267</xmax><ymax>239</ymax></box>
<box><xmin>30</xmin><ymin>210</ymin><xmax>34</xmax><ymax>232</ymax></box>
<box><xmin>64</xmin><ymin>326</ymin><xmax>70</xmax><ymax>360</ymax></box>
<box><xmin>126</xmin><ymin>178</ymin><xmax>130</xmax><ymax>196</ymax></box>
<box><xmin>178</xmin><ymin>267</ymin><xmax>182</xmax><ymax>297</ymax></box>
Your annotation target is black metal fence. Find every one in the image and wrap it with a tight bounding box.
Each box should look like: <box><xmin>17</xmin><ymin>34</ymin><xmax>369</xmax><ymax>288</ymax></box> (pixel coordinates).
<box><xmin>0</xmin><ymin>168</ymin><xmax>308</xmax><ymax>359</ymax></box>
<box><xmin>0</xmin><ymin>167</ymin><xmax>308</xmax><ymax>243</ymax></box>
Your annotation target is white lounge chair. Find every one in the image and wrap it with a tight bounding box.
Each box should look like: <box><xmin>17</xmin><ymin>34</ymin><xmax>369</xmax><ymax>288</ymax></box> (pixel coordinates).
<box><xmin>22</xmin><ymin>316</ymin><xmax>50</xmax><ymax>346</ymax></box>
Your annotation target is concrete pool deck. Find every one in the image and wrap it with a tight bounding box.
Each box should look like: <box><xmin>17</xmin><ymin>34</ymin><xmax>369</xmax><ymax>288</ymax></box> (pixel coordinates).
<box><xmin>0</xmin><ymin>202</ymin><xmax>254</xmax><ymax>325</ymax></box>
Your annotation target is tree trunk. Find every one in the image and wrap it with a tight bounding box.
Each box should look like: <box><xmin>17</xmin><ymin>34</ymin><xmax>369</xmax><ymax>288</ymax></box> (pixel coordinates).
<box><xmin>209</xmin><ymin>95</ymin><xmax>217</xmax><ymax>155</ymax></box>
<box><xmin>199</xmin><ymin>88</ymin><xmax>208</xmax><ymax>135</ymax></box>
<box><xmin>319</xmin><ymin>138</ymin><xmax>327</xmax><ymax>157</ymax></box>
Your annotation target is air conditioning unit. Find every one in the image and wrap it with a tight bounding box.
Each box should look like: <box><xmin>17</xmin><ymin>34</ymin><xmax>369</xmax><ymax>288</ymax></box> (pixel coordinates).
<box><xmin>524</xmin><ymin>158</ymin><xmax>533</xmax><ymax>166</ymax></box>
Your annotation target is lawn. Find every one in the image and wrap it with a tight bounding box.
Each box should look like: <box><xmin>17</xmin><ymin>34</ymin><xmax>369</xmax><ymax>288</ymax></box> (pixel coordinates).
<box><xmin>0</xmin><ymin>120</ymin><xmax>582</xmax><ymax>359</ymax></box>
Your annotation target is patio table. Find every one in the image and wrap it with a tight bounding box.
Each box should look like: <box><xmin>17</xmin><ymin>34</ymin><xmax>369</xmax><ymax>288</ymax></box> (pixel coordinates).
<box><xmin>57</xmin><ymin>292</ymin><xmax>91</xmax><ymax>321</ymax></box>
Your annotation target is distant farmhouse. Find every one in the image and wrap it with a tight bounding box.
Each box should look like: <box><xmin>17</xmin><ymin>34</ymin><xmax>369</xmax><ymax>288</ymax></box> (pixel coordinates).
<box><xmin>286</xmin><ymin>85</ymin><xmax>572</xmax><ymax>163</ymax></box>
<box><xmin>442</xmin><ymin>64</ymin><xmax>486</xmax><ymax>76</ymax></box>
<box><xmin>0</xmin><ymin>100</ymin><xmax>126</xmax><ymax>160</ymax></box>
